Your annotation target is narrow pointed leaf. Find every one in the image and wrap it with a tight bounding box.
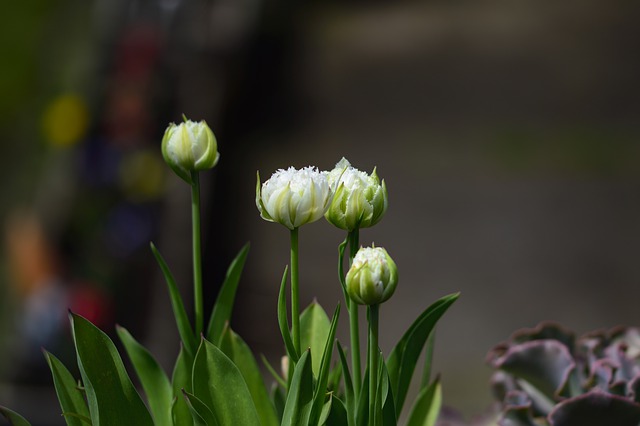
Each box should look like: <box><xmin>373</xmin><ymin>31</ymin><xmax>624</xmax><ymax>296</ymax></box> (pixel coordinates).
<box><xmin>220</xmin><ymin>326</ymin><xmax>279</xmax><ymax>426</ymax></box>
<box><xmin>271</xmin><ymin>383</ymin><xmax>286</xmax><ymax>422</ymax></box>
<box><xmin>182</xmin><ymin>390</ymin><xmax>219</xmax><ymax>426</ymax></box>
<box><xmin>150</xmin><ymin>242</ymin><xmax>197</xmax><ymax>357</ymax></box>
<box><xmin>300</xmin><ymin>301</ymin><xmax>331</xmax><ymax>377</ymax></box>
<box><xmin>310</xmin><ymin>304</ymin><xmax>341</xmax><ymax>425</ymax></box>
<box><xmin>319</xmin><ymin>396</ymin><xmax>332</xmax><ymax>425</ymax></box>
<box><xmin>337</xmin><ymin>342</ymin><xmax>355</xmax><ymax>426</ymax></box>
<box><xmin>387</xmin><ymin>293</ymin><xmax>459</xmax><ymax>414</ymax></box>
<box><xmin>116</xmin><ymin>326</ymin><xmax>173</xmax><ymax>426</ymax></box>
<box><xmin>405</xmin><ymin>379</ymin><xmax>442</xmax><ymax>426</ymax></box>
<box><xmin>206</xmin><ymin>243</ymin><xmax>250</xmax><ymax>344</ymax></box>
<box><xmin>172</xmin><ymin>345</ymin><xmax>194</xmax><ymax>426</ymax></box>
<box><xmin>43</xmin><ymin>350</ymin><xmax>90</xmax><ymax>426</ymax></box>
<box><xmin>192</xmin><ymin>338</ymin><xmax>261</xmax><ymax>426</ymax></box>
<box><xmin>420</xmin><ymin>331</ymin><xmax>436</xmax><ymax>389</ymax></box>
<box><xmin>381</xmin><ymin>363</ymin><xmax>397</xmax><ymax>426</ymax></box>
<box><xmin>356</xmin><ymin>369</ymin><xmax>369</xmax><ymax>426</ymax></box>
<box><xmin>0</xmin><ymin>406</ymin><xmax>31</xmax><ymax>426</ymax></box>
<box><xmin>326</xmin><ymin>395</ymin><xmax>349</xmax><ymax>426</ymax></box>
<box><xmin>282</xmin><ymin>350</ymin><xmax>314</xmax><ymax>426</ymax></box>
<box><xmin>278</xmin><ymin>266</ymin><xmax>298</xmax><ymax>363</ymax></box>
<box><xmin>70</xmin><ymin>312</ymin><xmax>153</xmax><ymax>426</ymax></box>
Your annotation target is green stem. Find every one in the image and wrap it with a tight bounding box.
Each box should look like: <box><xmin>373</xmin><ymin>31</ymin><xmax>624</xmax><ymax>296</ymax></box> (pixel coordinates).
<box><xmin>348</xmin><ymin>229</ymin><xmax>362</xmax><ymax>397</ymax></box>
<box><xmin>368</xmin><ymin>304</ymin><xmax>380</xmax><ymax>425</ymax></box>
<box><xmin>191</xmin><ymin>171</ymin><xmax>204</xmax><ymax>337</ymax></box>
<box><xmin>290</xmin><ymin>227</ymin><xmax>300</xmax><ymax>354</ymax></box>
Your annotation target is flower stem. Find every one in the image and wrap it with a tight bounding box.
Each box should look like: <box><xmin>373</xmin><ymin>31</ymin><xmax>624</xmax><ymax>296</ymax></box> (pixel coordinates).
<box><xmin>348</xmin><ymin>229</ymin><xmax>362</xmax><ymax>396</ymax></box>
<box><xmin>368</xmin><ymin>303</ymin><xmax>380</xmax><ymax>424</ymax></box>
<box><xmin>191</xmin><ymin>171</ymin><xmax>204</xmax><ymax>337</ymax></box>
<box><xmin>290</xmin><ymin>227</ymin><xmax>300</xmax><ymax>354</ymax></box>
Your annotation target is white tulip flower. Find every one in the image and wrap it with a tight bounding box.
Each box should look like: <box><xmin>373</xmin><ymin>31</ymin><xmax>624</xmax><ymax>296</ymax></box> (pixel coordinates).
<box><xmin>346</xmin><ymin>246</ymin><xmax>398</xmax><ymax>305</ymax></box>
<box><xmin>161</xmin><ymin>118</ymin><xmax>219</xmax><ymax>183</ymax></box>
<box><xmin>325</xmin><ymin>158</ymin><xmax>388</xmax><ymax>231</ymax></box>
<box><xmin>256</xmin><ymin>166</ymin><xmax>332</xmax><ymax>230</ymax></box>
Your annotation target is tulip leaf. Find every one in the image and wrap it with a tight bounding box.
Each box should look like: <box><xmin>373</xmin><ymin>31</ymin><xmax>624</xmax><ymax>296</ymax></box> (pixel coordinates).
<box><xmin>262</xmin><ymin>354</ymin><xmax>288</xmax><ymax>389</ymax></box>
<box><xmin>172</xmin><ymin>345</ymin><xmax>194</xmax><ymax>426</ymax></box>
<box><xmin>192</xmin><ymin>338</ymin><xmax>261</xmax><ymax>426</ymax></box>
<box><xmin>381</xmin><ymin>363</ymin><xmax>397</xmax><ymax>426</ymax></box>
<box><xmin>282</xmin><ymin>350</ymin><xmax>314</xmax><ymax>426</ymax></box>
<box><xmin>337</xmin><ymin>342</ymin><xmax>355</xmax><ymax>426</ymax></box>
<box><xmin>387</xmin><ymin>292</ymin><xmax>459</xmax><ymax>414</ymax></box>
<box><xmin>70</xmin><ymin>312</ymin><xmax>154</xmax><ymax>426</ymax></box>
<box><xmin>271</xmin><ymin>383</ymin><xmax>286</xmax><ymax>421</ymax></box>
<box><xmin>150</xmin><ymin>242</ymin><xmax>197</xmax><ymax>357</ymax></box>
<box><xmin>319</xmin><ymin>396</ymin><xmax>332</xmax><ymax>425</ymax></box>
<box><xmin>116</xmin><ymin>325</ymin><xmax>173</xmax><ymax>426</ymax></box>
<box><xmin>326</xmin><ymin>395</ymin><xmax>349</xmax><ymax>426</ymax></box>
<box><xmin>219</xmin><ymin>325</ymin><xmax>279</xmax><ymax>426</ymax></box>
<box><xmin>278</xmin><ymin>266</ymin><xmax>299</xmax><ymax>363</ymax></box>
<box><xmin>310</xmin><ymin>304</ymin><xmax>340</xmax><ymax>426</ymax></box>
<box><xmin>206</xmin><ymin>243</ymin><xmax>250</xmax><ymax>345</ymax></box>
<box><xmin>300</xmin><ymin>301</ymin><xmax>331</xmax><ymax>377</ymax></box>
<box><xmin>405</xmin><ymin>379</ymin><xmax>442</xmax><ymax>426</ymax></box>
<box><xmin>182</xmin><ymin>390</ymin><xmax>219</xmax><ymax>426</ymax></box>
<box><xmin>0</xmin><ymin>406</ymin><xmax>31</xmax><ymax>426</ymax></box>
<box><xmin>43</xmin><ymin>350</ymin><xmax>90</xmax><ymax>426</ymax></box>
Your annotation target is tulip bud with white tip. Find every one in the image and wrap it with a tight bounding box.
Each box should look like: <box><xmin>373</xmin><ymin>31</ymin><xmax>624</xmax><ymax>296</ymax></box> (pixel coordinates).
<box><xmin>161</xmin><ymin>117</ymin><xmax>219</xmax><ymax>183</ymax></box>
<box><xmin>325</xmin><ymin>158</ymin><xmax>388</xmax><ymax>231</ymax></box>
<box><xmin>346</xmin><ymin>246</ymin><xmax>398</xmax><ymax>305</ymax></box>
<box><xmin>256</xmin><ymin>166</ymin><xmax>332</xmax><ymax>230</ymax></box>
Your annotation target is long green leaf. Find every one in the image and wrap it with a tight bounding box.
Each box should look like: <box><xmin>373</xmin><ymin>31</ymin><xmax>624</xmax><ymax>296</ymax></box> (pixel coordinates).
<box><xmin>262</xmin><ymin>354</ymin><xmax>287</xmax><ymax>389</ymax></box>
<box><xmin>70</xmin><ymin>312</ymin><xmax>153</xmax><ymax>426</ymax></box>
<box><xmin>182</xmin><ymin>391</ymin><xmax>219</xmax><ymax>426</ymax></box>
<box><xmin>192</xmin><ymin>338</ymin><xmax>261</xmax><ymax>426</ymax></box>
<box><xmin>206</xmin><ymin>243</ymin><xmax>250</xmax><ymax>344</ymax></box>
<box><xmin>336</xmin><ymin>342</ymin><xmax>355</xmax><ymax>426</ymax></box>
<box><xmin>116</xmin><ymin>326</ymin><xmax>173</xmax><ymax>426</ymax></box>
<box><xmin>405</xmin><ymin>379</ymin><xmax>442</xmax><ymax>426</ymax></box>
<box><xmin>281</xmin><ymin>350</ymin><xmax>314</xmax><ymax>426</ymax></box>
<box><xmin>271</xmin><ymin>383</ymin><xmax>286</xmax><ymax>422</ymax></box>
<box><xmin>277</xmin><ymin>266</ymin><xmax>298</xmax><ymax>363</ymax></box>
<box><xmin>43</xmin><ymin>350</ymin><xmax>90</xmax><ymax>426</ymax></box>
<box><xmin>381</xmin><ymin>362</ymin><xmax>397</xmax><ymax>426</ymax></box>
<box><xmin>0</xmin><ymin>406</ymin><xmax>31</xmax><ymax>426</ymax></box>
<box><xmin>326</xmin><ymin>395</ymin><xmax>349</xmax><ymax>426</ymax></box>
<box><xmin>150</xmin><ymin>242</ymin><xmax>197</xmax><ymax>357</ymax></box>
<box><xmin>220</xmin><ymin>325</ymin><xmax>279</xmax><ymax>426</ymax></box>
<box><xmin>300</xmin><ymin>301</ymin><xmax>331</xmax><ymax>377</ymax></box>
<box><xmin>171</xmin><ymin>345</ymin><xmax>194</xmax><ymax>426</ymax></box>
<box><xmin>310</xmin><ymin>304</ymin><xmax>341</xmax><ymax>425</ymax></box>
<box><xmin>387</xmin><ymin>293</ymin><xmax>459</xmax><ymax>414</ymax></box>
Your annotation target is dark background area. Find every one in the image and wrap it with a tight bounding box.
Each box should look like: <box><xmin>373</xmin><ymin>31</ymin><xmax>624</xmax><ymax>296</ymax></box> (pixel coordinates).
<box><xmin>1</xmin><ymin>0</ymin><xmax>640</xmax><ymax>424</ymax></box>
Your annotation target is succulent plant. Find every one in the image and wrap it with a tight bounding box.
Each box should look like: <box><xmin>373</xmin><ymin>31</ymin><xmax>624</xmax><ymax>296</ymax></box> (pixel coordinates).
<box><xmin>486</xmin><ymin>322</ymin><xmax>640</xmax><ymax>426</ymax></box>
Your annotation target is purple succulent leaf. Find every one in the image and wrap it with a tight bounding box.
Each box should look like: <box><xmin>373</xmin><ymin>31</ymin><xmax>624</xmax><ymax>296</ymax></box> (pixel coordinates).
<box><xmin>493</xmin><ymin>340</ymin><xmax>576</xmax><ymax>402</ymax></box>
<box><xmin>628</xmin><ymin>374</ymin><xmax>640</xmax><ymax>403</ymax></box>
<box><xmin>497</xmin><ymin>391</ymin><xmax>542</xmax><ymax>426</ymax></box>
<box><xmin>548</xmin><ymin>390</ymin><xmax>640</xmax><ymax>426</ymax></box>
<box><xmin>436</xmin><ymin>404</ymin><xmax>502</xmax><ymax>426</ymax></box>
<box><xmin>583</xmin><ymin>359</ymin><xmax>615</xmax><ymax>392</ymax></box>
<box><xmin>491</xmin><ymin>371</ymin><xmax>520</xmax><ymax>402</ymax></box>
<box><xmin>614</xmin><ymin>327</ymin><xmax>640</xmax><ymax>359</ymax></box>
<box><xmin>512</xmin><ymin>322</ymin><xmax>575</xmax><ymax>354</ymax></box>
<box><xmin>605</xmin><ymin>342</ymin><xmax>640</xmax><ymax>383</ymax></box>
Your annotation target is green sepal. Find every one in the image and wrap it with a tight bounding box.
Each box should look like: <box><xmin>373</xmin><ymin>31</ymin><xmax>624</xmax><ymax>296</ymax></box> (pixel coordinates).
<box><xmin>387</xmin><ymin>292</ymin><xmax>459</xmax><ymax>414</ymax></box>
<box><xmin>219</xmin><ymin>325</ymin><xmax>279</xmax><ymax>426</ymax></box>
<box><xmin>69</xmin><ymin>312</ymin><xmax>154</xmax><ymax>426</ymax></box>
<box><xmin>206</xmin><ymin>243</ymin><xmax>250</xmax><ymax>345</ymax></box>
<box><xmin>150</xmin><ymin>242</ymin><xmax>197</xmax><ymax>357</ymax></box>
<box><xmin>281</xmin><ymin>350</ymin><xmax>314</xmax><ymax>426</ymax></box>
<box><xmin>116</xmin><ymin>326</ymin><xmax>173</xmax><ymax>426</ymax></box>
<box><xmin>43</xmin><ymin>350</ymin><xmax>90</xmax><ymax>426</ymax></box>
<box><xmin>192</xmin><ymin>337</ymin><xmax>261</xmax><ymax>426</ymax></box>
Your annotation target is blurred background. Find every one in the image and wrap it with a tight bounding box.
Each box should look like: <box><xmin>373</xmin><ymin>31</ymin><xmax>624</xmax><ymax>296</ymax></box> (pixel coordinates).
<box><xmin>1</xmin><ymin>0</ymin><xmax>640</xmax><ymax>424</ymax></box>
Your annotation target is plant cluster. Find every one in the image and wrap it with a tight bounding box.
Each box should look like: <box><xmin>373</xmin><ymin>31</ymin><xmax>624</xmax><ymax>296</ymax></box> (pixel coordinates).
<box><xmin>0</xmin><ymin>117</ymin><xmax>458</xmax><ymax>426</ymax></box>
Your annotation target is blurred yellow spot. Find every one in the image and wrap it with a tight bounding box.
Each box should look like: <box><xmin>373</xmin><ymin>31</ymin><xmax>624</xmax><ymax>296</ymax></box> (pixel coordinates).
<box><xmin>42</xmin><ymin>94</ymin><xmax>89</xmax><ymax>147</ymax></box>
<box><xmin>119</xmin><ymin>149</ymin><xmax>166</xmax><ymax>202</ymax></box>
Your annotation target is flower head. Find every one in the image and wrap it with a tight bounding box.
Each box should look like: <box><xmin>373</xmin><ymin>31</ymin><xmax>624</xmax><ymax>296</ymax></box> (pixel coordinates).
<box><xmin>256</xmin><ymin>166</ymin><xmax>332</xmax><ymax>230</ymax></box>
<box><xmin>346</xmin><ymin>246</ymin><xmax>398</xmax><ymax>305</ymax></box>
<box><xmin>325</xmin><ymin>158</ymin><xmax>388</xmax><ymax>231</ymax></box>
<box><xmin>161</xmin><ymin>117</ymin><xmax>219</xmax><ymax>183</ymax></box>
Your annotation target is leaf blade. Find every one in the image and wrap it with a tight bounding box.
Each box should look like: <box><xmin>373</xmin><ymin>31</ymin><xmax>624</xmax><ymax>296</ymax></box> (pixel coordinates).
<box><xmin>43</xmin><ymin>350</ymin><xmax>90</xmax><ymax>426</ymax></box>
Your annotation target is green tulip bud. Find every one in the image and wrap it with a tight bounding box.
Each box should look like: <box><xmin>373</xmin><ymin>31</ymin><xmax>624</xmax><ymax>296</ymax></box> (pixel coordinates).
<box><xmin>325</xmin><ymin>158</ymin><xmax>388</xmax><ymax>231</ymax></box>
<box><xmin>346</xmin><ymin>246</ymin><xmax>398</xmax><ymax>305</ymax></box>
<box><xmin>256</xmin><ymin>166</ymin><xmax>332</xmax><ymax>230</ymax></box>
<box><xmin>161</xmin><ymin>117</ymin><xmax>219</xmax><ymax>183</ymax></box>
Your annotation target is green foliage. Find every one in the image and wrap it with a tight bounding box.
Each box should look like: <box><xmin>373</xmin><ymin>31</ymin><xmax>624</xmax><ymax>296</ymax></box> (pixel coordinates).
<box><xmin>0</xmin><ymin>406</ymin><xmax>32</xmax><ymax>426</ymax></box>
<box><xmin>43</xmin><ymin>350</ymin><xmax>90</xmax><ymax>426</ymax></box>
<box><xmin>70</xmin><ymin>313</ymin><xmax>154</xmax><ymax>426</ymax></box>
